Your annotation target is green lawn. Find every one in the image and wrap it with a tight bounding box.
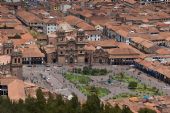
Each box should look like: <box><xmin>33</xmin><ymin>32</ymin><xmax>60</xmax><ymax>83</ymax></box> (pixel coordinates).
<box><xmin>79</xmin><ymin>85</ymin><xmax>110</xmax><ymax>97</ymax></box>
<box><xmin>135</xmin><ymin>84</ymin><xmax>163</xmax><ymax>96</ymax></box>
<box><xmin>96</xmin><ymin>87</ymin><xmax>110</xmax><ymax>97</ymax></box>
<box><xmin>113</xmin><ymin>93</ymin><xmax>137</xmax><ymax>99</ymax></box>
<box><xmin>74</xmin><ymin>67</ymin><xmax>108</xmax><ymax>76</ymax></box>
<box><xmin>112</xmin><ymin>73</ymin><xmax>138</xmax><ymax>83</ymax></box>
<box><xmin>64</xmin><ymin>73</ymin><xmax>91</xmax><ymax>84</ymax></box>
<box><xmin>112</xmin><ymin>73</ymin><xmax>164</xmax><ymax>99</ymax></box>
<box><xmin>64</xmin><ymin>73</ymin><xmax>110</xmax><ymax>97</ymax></box>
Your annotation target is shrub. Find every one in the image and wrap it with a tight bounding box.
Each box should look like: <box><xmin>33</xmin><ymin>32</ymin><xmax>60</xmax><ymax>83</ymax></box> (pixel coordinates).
<box><xmin>100</xmin><ymin>69</ymin><xmax>107</xmax><ymax>75</ymax></box>
<box><xmin>128</xmin><ymin>81</ymin><xmax>138</xmax><ymax>89</ymax></box>
<box><xmin>138</xmin><ymin>108</ymin><xmax>156</xmax><ymax>113</ymax></box>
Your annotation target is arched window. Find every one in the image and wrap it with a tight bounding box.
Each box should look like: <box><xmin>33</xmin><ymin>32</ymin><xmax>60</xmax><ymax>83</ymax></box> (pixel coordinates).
<box><xmin>6</xmin><ymin>49</ymin><xmax>9</xmax><ymax>54</ymax></box>
<box><xmin>99</xmin><ymin>59</ymin><xmax>102</xmax><ymax>64</ymax></box>
<box><xmin>14</xmin><ymin>58</ymin><xmax>17</xmax><ymax>63</ymax></box>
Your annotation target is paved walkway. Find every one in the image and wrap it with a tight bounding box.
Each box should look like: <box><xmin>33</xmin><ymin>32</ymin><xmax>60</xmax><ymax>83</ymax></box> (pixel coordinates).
<box><xmin>23</xmin><ymin>65</ymin><xmax>87</xmax><ymax>102</ymax></box>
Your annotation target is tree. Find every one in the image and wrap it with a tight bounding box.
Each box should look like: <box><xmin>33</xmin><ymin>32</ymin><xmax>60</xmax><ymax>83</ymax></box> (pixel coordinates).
<box><xmin>69</xmin><ymin>94</ymin><xmax>80</xmax><ymax>109</ymax></box>
<box><xmin>36</xmin><ymin>88</ymin><xmax>46</xmax><ymax>104</ymax></box>
<box><xmin>144</xmin><ymin>84</ymin><xmax>147</xmax><ymax>90</ymax></box>
<box><xmin>100</xmin><ymin>69</ymin><xmax>107</xmax><ymax>75</ymax></box>
<box><xmin>104</xmin><ymin>104</ymin><xmax>121</xmax><ymax>113</ymax></box>
<box><xmin>83</xmin><ymin>66</ymin><xmax>91</xmax><ymax>75</ymax></box>
<box><xmin>75</xmin><ymin>68</ymin><xmax>82</xmax><ymax>74</ymax></box>
<box><xmin>0</xmin><ymin>97</ymin><xmax>13</xmax><ymax>113</ymax></box>
<box><xmin>25</xmin><ymin>95</ymin><xmax>37</xmax><ymax>113</ymax></box>
<box><xmin>36</xmin><ymin>88</ymin><xmax>46</xmax><ymax>113</ymax></box>
<box><xmin>128</xmin><ymin>81</ymin><xmax>138</xmax><ymax>89</ymax></box>
<box><xmin>89</xmin><ymin>86</ymin><xmax>97</xmax><ymax>95</ymax></box>
<box><xmin>0</xmin><ymin>89</ymin><xmax>135</xmax><ymax>113</ymax></box>
<box><xmin>55</xmin><ymin>94</ymin><xmax>65</xmax><ymax>106</ymax></box>
<box><xmin>121</xmin><ymin>105</ymin><xmax>133</xmax><ymax>113</ymax></box>
<box><xmin>113</xmin><ymin>104</ymin><xmax>121</xmax><ymax>113</ymax></box>
<box><xmin>66</xmin><ymin>94</ymin><xmax>81</xmax><ymax>113</ymax></box>
<box><xmin>14</xmin><ymin>33</ymin><xmax>21</xmax><ymax>39</ymax></box>
<box><xmin>138</xmin><ymin>108</ymin><xmax>157</xmax><ymax>113</ymax></box>
<box><xmin>91</xmin><ymin>68</ymin><xmax>99</xmax><ymax>76</ymax></box>
<box><xmin>120</xmin><ymin>72</ymin><xmax>125</xmax><ymax>80</ymax></box>
<box><xmin>82</xmin><ymin>94</ymin><xmax>103</xmax><ymax>113</ymax></box>
<box><xmin>46</xmin><ymin>92</ymin><xmax>55</xmax><ymax>113</ymax></box>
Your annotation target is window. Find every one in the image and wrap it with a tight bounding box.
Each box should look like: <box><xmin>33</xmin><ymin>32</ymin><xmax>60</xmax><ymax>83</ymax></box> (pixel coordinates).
<box><xmin>6</xmin><ymin>49</ymin><xmax>9</xmax><ymax>54</ymax></box>
<box><xmin>0</xmin><ymin>85</ymin><xmax>7</xmax><ymax>89</ymax></box>
<box><xmin>80</xmin><ymin>51</ymin><xmax>83</xmax><ymax>54</ymax></box>
<box><xmin>0</xmin><ymin>85</ymin><xmax>8</xmax><ymax>96</ymax></box>
<box><xmin>60</xmin><ymin>51</ymin><xmax>63</xmax><ymax>54</ymax></box>
<box><xmin>14</xmin><ymin>58</ymin><xmax>17</xmax><ymax>63</ymax></box>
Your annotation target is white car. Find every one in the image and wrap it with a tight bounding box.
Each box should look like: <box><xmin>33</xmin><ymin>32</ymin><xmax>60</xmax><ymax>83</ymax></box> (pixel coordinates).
<box><xmin>46</xmin><ymin>68</ymin><xmax>50</xmax><ymax>71</ymax></box>
<box><xmin>46</xmin><ymin>77</ymin><xmax>50</xmax><ymax>81</ymax></box>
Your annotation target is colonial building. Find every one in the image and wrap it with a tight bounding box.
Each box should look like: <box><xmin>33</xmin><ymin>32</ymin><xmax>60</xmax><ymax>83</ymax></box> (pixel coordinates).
<box><xmin>16</xmin><ymin>10</ymin><xmax>43</xmax><ymax>29</ymax></box>
<box><xmin>0</xmin><ymin>77</ymin><xmax>53</xmax><ymax>101</ymax></box>
<box><xmin>10</xmin><ymin>49</ymin><xmax>23</xmax><ymax>79</ymax></box>
<box><xmin>134</xmin><ymin>59</ymin><xmax>170</xmax><ymax>84</ymax></box>
<box><xmin>43</xmin><ymin>18</ymin><xmax>58</xmax><ymax>35</ymax></box>
<box><xmin>20</xmin><ymin>44</ymin><xmax>45</xmax><ymax>65</ymax></box>
<box><xmin>56</xmin><ymin>23</ymin><xmax>87</xmax><ymax>64</ymax></box>
<box><xmin>130</xmin><ymin>36</ymin><xmax>159</xmax><ymax>54</ymax></box>
<box><xmin>107</xmin><ymin>48</ymin><xmax>139</xmax><ymax>65</ymax></box>
<box><xmin>140</xmin><ymin>0</ymin><xmax>169</xmax><ymax>5</ymax></box>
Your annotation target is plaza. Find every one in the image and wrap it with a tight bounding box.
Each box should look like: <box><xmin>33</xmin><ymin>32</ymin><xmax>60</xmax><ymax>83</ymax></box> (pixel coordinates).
<box><xmin>23</xmin><ymin>64</ymin><xmax>170</xmax><ymax>102</ymax></box>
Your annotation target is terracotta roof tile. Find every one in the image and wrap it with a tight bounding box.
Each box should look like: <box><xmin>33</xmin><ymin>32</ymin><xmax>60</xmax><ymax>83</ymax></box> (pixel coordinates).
<box><xmin>0</xmin><ymin>77</ymin><xmax>25</xmax><ymax>101</ymax></box>
<box><xmin>20</xmin><ymin>44</ymin><xmax>45</xmax><ymax>58</ymax></box>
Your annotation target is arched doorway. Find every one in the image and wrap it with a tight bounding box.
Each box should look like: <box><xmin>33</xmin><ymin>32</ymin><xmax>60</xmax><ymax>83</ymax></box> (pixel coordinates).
<box><xmin>53</xmin><ymin>59</ymin><xmax>56</xmax><ymax>63</ymax></box>
<box><xmin>99</xmin><ymin>59</ymin><xmax>102</xmax><ymax>64</ymax></box>
<box><xmin>70</xmin><ymin>57</ymin><xmax>74</xmax><ymax>64</ymax></box>
<box><xmin>85</xmin><ymin>57</ymin><xmax>88</xmax><ymax>63</ymax></box>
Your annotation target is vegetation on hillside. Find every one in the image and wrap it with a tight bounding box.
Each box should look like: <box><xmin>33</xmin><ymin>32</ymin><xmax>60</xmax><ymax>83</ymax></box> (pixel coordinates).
<box><xmin>0</xmin><ymin>88</ymin><xmax>156</xmax><ymax>113</ymax></box>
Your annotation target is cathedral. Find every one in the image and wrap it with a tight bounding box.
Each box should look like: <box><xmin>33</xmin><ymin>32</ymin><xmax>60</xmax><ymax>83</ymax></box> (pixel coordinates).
<box><xmin>56</xmin><ymin>23</ymin><xmax>87</xmax><ymax>64</ymax></box>
<box><xmin>47</xmin><ymin>22</ymin><xmax>110</xmax><ymax>65</ymax></box>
